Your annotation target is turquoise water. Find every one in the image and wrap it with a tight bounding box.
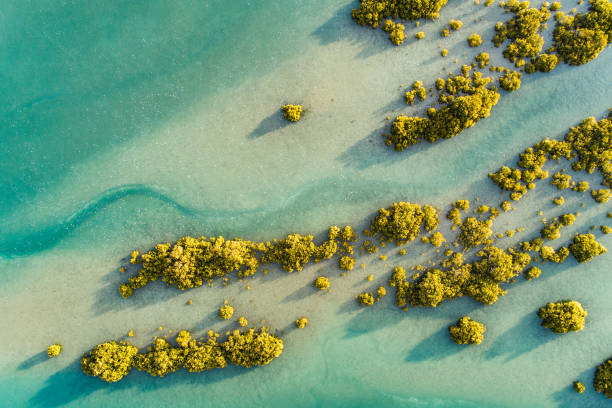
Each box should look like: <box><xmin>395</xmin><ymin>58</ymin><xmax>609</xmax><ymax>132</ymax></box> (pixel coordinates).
<box><xmin>1</xmin><ymin>0</ymin><xmax>611</xmax><ymax>407</ymax></box>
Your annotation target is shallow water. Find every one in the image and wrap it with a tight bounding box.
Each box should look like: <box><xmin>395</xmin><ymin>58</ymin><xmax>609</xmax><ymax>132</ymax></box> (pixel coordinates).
<box><xmin>1</xmin><ymin>0</ymin><xmax>611</xmax><ymax>407</ymax></box>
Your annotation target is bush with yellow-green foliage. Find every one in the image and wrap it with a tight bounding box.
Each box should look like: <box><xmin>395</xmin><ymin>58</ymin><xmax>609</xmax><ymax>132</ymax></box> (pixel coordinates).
<box><xmin>475</xmin><ymin>52</ymin><xmax>490</xmax><ymax>68</ymax></box>
<box><xmin>222</xmin><ymin>328</ymin><xmax>283</xmax><ymax>368</ymax></box>
<box><xmin>499</xmin><ymin>70</ymin><xmax>522</xmax><ymax>91</ymax></box>
<box><xmin>564</xmin><ymin>112</ymin><xmax>612</xmax><ymax>187</ymax></box>
<box><xmin>314</xmin><ymin>276</ymin><xmax>330</xmax><ymax>290</ymax></box>
<box><xmin>219</xmin><ymin>304</ymin><xmax>234</xmax><ymax>320</ymax></box>
<box><xmin>553</xmin><ymin>196</ymin><xmax>565</xmax><ymax>205</ymax></box>
<box><xmin>281</xmin><ymin>104</ymin><xmax>302</xmax><ymax>122</ymax></box>
<box><xmin>429</xmin><ymin>231</ymin><xmax>446</xmax><ymax>247</ymax></box>
<box><xmin>120</xmin><ymin>236</ymin><xmax>263</xmax><ymax>296</ymax></box>
<box><xmin>183</xmin><ymin>333</ymin><xmax>227</xmax><ymax>373</ymax></box>
<box><xmin>405</xmin><ymin>81</ymin><xmax>427</xmax><ymax>105</ymax></box>
<box><xmin>602</xmin><ymin>225</ymin><xmax>612</xmax><ymax>234</ymax></box>
<box><xmin>368</xmin><ymin>201</ymin><xmax>439</xmax><ymax>244</ymax></box>
<box><xmin>550</xmin><ymin>1</ymin><xmax>563</xmax><ymax>10</ymax></box>
<box><xmin>457</xmin><ymin>217</ymin><xmax>493</xmax><ymax>249</ymax></box>
<box><xmin>524</xmin><ymin>266</ymin><xmax>542</xmax><ymax>279</ymax></box>
<box><xmin>493</xmin><ymin>1</ymin><xmax>551</xmax><ymax>62</ymax></box>
<box><xmin>383</xmin><ymin>20</ymin><xmax>406</xmax><ymax>45</ymax></box>
<box><xmin>339</xmin><ymin>255</ymin><xmax>355</xmax><ymax>271</ymax></box>
<box><xmin>539</xmin><ymin>245</ymin><xmax>570</xmax><ymax>262</ymax></box>
<box><xmin>538</xmin><ymin>300</ymin><xmax>587</xmax><ymax>333</ymax></box>
<box><xmin>553</xmin><ymin>0</ymin><xmax>612</xmax><ymax>65</ymax></box>
<box><xmin>133</xmin><ymin>338</ymin><xmax>186</xmax><ymax>377</ymax></box>
<box><xmin>467</xmin><ymin>33</ymin><xmax>483</xmax><ymax>46</ymax></box>
<box><xmin>574</xmin><ymin>381</ymin><xmax>586</xmax><ymax>393</ymax></box>
<box><xmin>525</xmin><ymin>53</ymin><xmax>559</xmax><ymax>73</ymax></box>
<box><xmin>263</xmin><ymin>233</ymin><xmax>317</xmax><ymax>272</ymax></box>
<box><xmin>47</xmin><ymin>344</ymin><xmax>62</xmax><ymax>358</ymax></box>
<box><xmin>449</xmin><ymin>316</ymin><xmax>486</xmax><ymax>344</ymax></box>
<box><xmin>351</xmin><ymin>0</ymin><xmax>449</xmax><ymax>29</ymax></box>
<box><xmin>385</xmin><ymin>69</ymin><xmax>500</xmax><ymax>150</ymax></box>
<box><xmin>551</xmin><ymin>171</ymin><xmax>572</xmax><ymax>189</ymax></box>
<box><xmin>295</xmin><ymin>317</ymin><xmax>309</xmax><ymax>328</ymax></box>
<box><xmin>357</xmin><ymin>292</ymin><xmax>376</xmax><ymax>306</ymax></box>
<box><xmin>409</xmin><ymin>267</ymin><xmax>470</xmax><ymax>307</ymax></box>
<box><xmin>591</xmin><ymin>189</ymin><xmax>610</xmax><ymax>203</ymax></box>
<box><xmin>594</xmin><ymin>357</ymin><xmax>612</xmax><ymax>399</ymax></box>
<box><xmin>540</xmin><ymin>213</ymin><xmax>575</xmax><ymax>240</ymax></box>
<box><xmin>473</xmin><ymin>246</ymin><xmax>529</xmax><ymax>282</ymax></box>
<box><xmin>81</xmin><ymin>341</ymin><xmax>138</xmax><ymax>383</ymax></box>
<box><xmin>569</xmin><ymin>233</ymin><xmax>607</xmax><ymax>262</ymax></box>
<box><xmin>415</xmin><ymin>31</ymin><xmax>426</xmax><ymax>39</ymax></box>
<box><xmin>449</xmin><ymin>19</ymin><xmax>463</xmax><ymax>30</ymax></box>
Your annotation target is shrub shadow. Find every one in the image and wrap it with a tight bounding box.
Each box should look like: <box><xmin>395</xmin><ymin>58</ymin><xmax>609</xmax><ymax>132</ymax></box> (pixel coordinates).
<box><xmin>282</xmin><ymin>281</ymin><xmax>318</xmax><ymax>303</ymax></box>
<box><xmin>310</xmin><ymin>2</ymin><xmax>390</xmax><ymax>59</ymax></box>
<box><xmin>549</xmin><ymin>366</ymin><xmax>609</xmax><ymax>408</ymax></box>
<box><xmin>247</xmin><ymin>110</ymin><xmax>292</xmax><ymax>139</ymax></box>
<box><xmin>485</xmin><ymin>311</ymin><xmax>558</xmax><ymax>362</ymax></box>
<box><xmin>18</xmin><ymin>351</ymin><xmax>49</xmax><ymax>371</ymax></box>
<box><xmin>405</xmin><ymin>326</ymin><xmax>465</xmax><ymax>362</ymax></box>
<box><xmin>30</xmin><ymin>356</ymin><xmax>248</xmax><ymax>408</ymax></box>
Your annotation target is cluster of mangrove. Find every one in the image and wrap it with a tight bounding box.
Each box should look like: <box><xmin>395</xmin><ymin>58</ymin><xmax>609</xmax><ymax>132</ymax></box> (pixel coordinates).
<box><xmin>351</xmin><ymin>0</ymin><xmax>449</xmax><ymax>44</ymax></box>
<box><xmin>119</xmin><ymin>225</ymin><xmax>357</xmax><ymax>297</ymax></box>
<box><xmin>384</xmin><ymin>65</ymin><xmax>501</xmax><ymax>150</ymax></box>
<box><xmin>553</xmin><ymin>0</ymin><xmax>612</xmax><ymax>65</ymax></box>
<box><xmin>448</xmin><ymin>316</ymin><xmax>486</xmax><ymax>344</ymax></box>
<box><xmin>81</xmin><ymin>328</ymin><xmax>283</xmax><ymax>383</ymax></box>
<box><xmin>489</xmin><ymin>109</ymin><xmax>611</xmax><ymax>202</ymax></box>
<box><xmin>537</xmin><ymin>300</ymin><xmax>587</xmax><ymax>333</ymax></box>
<box><xmin>595</xmin><ymin>356</ymin><xmax>612</xmax><ymax>398</ymax></box>
<box><xmin>354</xmin><ymin>0</ymin><xmax>611</xmax><ymax>152</ymax></box>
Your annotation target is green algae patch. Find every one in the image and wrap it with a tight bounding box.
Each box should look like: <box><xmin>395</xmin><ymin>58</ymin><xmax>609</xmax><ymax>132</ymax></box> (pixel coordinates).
<box><xmin>281</xmin><ymin>104</ymin><xmax>302</xmax><ymax>122</ymax></box>
<box><xmin>569</xmin><ymin>233</ymin><xmax>607</xmax><ymax>262</ymax></box>
<box><xmin>538</xmin><ymin>300</ymin><xmax>587</xmax><ymax>333</ymax></box>
<box><xmin>594</xmin><ymin>357</ymin><xmax>612</xmax><ymax>399</ymax></box>
<box><xmin>449</xmin><ymin>316</ymin><xmax>486</xmax><ymax>344</ymax></box>
<box><xmin>81</xmin><ymin>341</ymin><xmax>138</xmax><ymax>383</ymax></box>
<box><xmin>47</xmin><ymin>344</ymin><xmax>62</xmax><ymax>358</ymax></box>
